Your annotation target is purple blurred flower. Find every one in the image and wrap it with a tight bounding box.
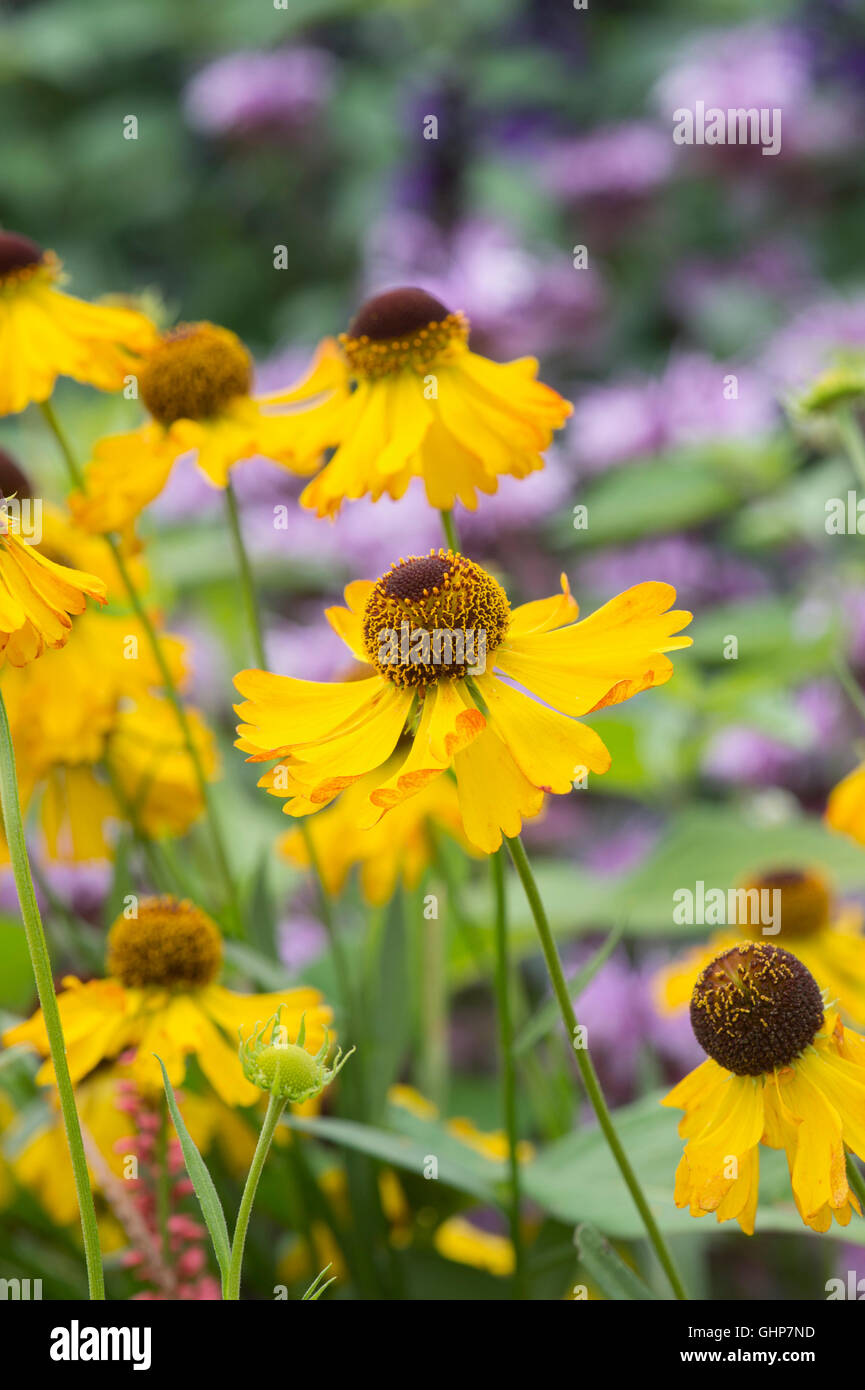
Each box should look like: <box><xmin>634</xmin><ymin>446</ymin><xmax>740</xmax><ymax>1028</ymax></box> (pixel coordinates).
<box><xmin>278</xmin><ymin>913</ymin><xmax>328</xmax><ymax>973</ymax></box>
<box><xmin>701</xmin><ymin>681</ymin><xmax>849</xmax><ymax>789</ymax></box>
<box><xmin>538</xmin><ymin>122</ymin><xmax>675</xmax><ymax>202</ymax></box>
<box><xmin>576</xmin><ymin>536</ymin><xmax>768</xmax><ymax>609</ymax></box>
<box><xmin>184</xmin><ymin>48</ymin><xmax>334</xmax><ymax>140</ymax></box>
<box><xmin>762</xmin><ymin>294</ymin><xmax>865</xmax><ymax>395</ymax></box>
<box><xmin>363</xmin><ymin>213</ymin><xmax>605</xmax><ymax>360</ymax></box>
<box><xmin>569</xmin><ymin>352</ymin><xmax>777</xmax><ymax>474</ymax></box>
<box><xmin>653</xmin><ymin>23</ymin><xmax>854</xmax><ymax>159</ymax></box>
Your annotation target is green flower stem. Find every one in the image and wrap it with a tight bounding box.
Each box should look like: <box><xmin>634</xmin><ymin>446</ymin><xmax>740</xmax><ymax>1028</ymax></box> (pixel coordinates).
<box><xmin>0</xmin><ymin>690</ymin><xmax>105</xmax><ymax>1299</ymax></box>
<box><xmin>225</xmin><ymin>1091</ymin><xmax>286</xmax><ymax>1299</ymax></box>
<box><xmin>39</xmin><ymin>401</ymin><xmax>242</xmax><ymax>936</ymax></box>
<box><xmin>224</xmin><ymin>479</ymin><xmax>267</xmax><ymax>669</ymax></box>
<box><xmin>439</xmin><ymin>508</ymin><xmax>459</xmax><ymax>551</ymax></box>
<box><xmin>419</xmin><ymin>903</ymin><xmax>448</xmax><ymax>1111</ymax></box>
<box><xmin>505</xmin><ymin>833</ymin><xmax>688</xmax><ymax>1302</ymax></box>
<box><xmin>846</xmin><ymin>1153</ymin><xmax>865</xmax><ymax>1213</ymax></box>
<box><xmin>491</xmin><ymin>847</ymin><xmax>528</xmax><ymax>1299</ymax></box>
<box><xmin>838</xmin><ymin>409</ymin><xmax>865</xmax><ymax>492</ymax></box>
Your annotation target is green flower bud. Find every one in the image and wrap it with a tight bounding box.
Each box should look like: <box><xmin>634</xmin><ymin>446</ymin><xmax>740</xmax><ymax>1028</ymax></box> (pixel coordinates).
<box><xmin>239</xmin><ymin>1006</ymin><xmax>354</xmax><ymax>1103</ymax></box>
<box><xmin>795</xmin><ymin>360</ymin><xmax>865</xmax><ymax>415</ymax></box>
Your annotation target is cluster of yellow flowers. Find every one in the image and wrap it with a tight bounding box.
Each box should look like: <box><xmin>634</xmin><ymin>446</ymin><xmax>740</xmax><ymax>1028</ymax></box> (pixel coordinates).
<box><xmin>2</xmin><ymin>224</ymin><xmax>865</xmax><ymax>1296</ymax></box>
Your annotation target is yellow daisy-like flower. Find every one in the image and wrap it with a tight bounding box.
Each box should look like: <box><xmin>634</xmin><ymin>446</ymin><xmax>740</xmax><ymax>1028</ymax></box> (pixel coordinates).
<box><xmin>0</xmin><ymin>503</ymin><xmax>106</xmax><ymax>666</ymax></box>
<box><xmin>663</xmin><ymin>942</ymin><xmax>865</xmax><ymax>1234</ymax></box>
<box><xmin>826</xmin><ymin>760</ymin><xmax>865</xmax><ymax>848</ymax></box>
<box><xmin>279</xmin><ymin>753</ymin><xmax>479</xmax><ymax>905</ymax></box>
<box><xmin>262</xmin><ymin>286</ymin><xmax>572</xmax><ymax>516</ymax></box>
<box><xmin>0</xmin><ymin>230</ymin><xmax>157</xmax><ymax>416</ymax></box>
<box><xmin>2</xmin><ymin>896</ymin><xmax>331</xmax><ymax>1105</ymax></box>
<box><xmin>68</xmin><ymin>321</ymin><xmax>319</xmax><ymax>533</ymax></box>
<box><xmin>234</xmin><ymin>549</ymin><xmax>692</xmax><ymax>854</ymax></box>
<box><xmin>654</xmin><ymin>869</ymin><xmax>865</xmax><ymax>1028</ymax></box>
<box><xmin>433</xmin><ymin>1216</ymin><xmax>516</xmax><ymax>1277</ymax></box>
<box><xmin>1</xmin><ymin>587</ymin><xmax>211</xmax><ymax>859</ymax></box>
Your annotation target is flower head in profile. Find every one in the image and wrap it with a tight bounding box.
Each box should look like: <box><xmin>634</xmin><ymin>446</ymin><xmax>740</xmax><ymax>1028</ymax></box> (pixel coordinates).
<box><xmin>0</xmin><ymin>501</ymin><xmax>106</xmax><ymax>666</ymax></box>
<box><xmin>261</xmin><ymin>286</ymin><xmax>572</xmax><ymax>517</ymax></box>
<box><xmin>69</xmin><ymin>321</ymin><xmax>319</xmax><ymax>534</ymax></box>
<box><xmin>663</xmin><ymin>941</ymin><xmax>865</xmax><ymax>1234</ymax></box>
<box><xmin>0</xmin><ymin>230</ymin><xmax>157</xmax><ymax>417</ymax></box>
<box><xmin>239</xmin><ymin>1006</ymin><xmax>353</xmax><ymax>1103</ymax></box>
<box><xmin>655</xmin><ymin>869</ymin><xmax>865</xmax><ymax>1028</ymax></box>
<box><xmin>235</xmin><ymin>549</ymin><xmax>691</xmax><ymax>854</ymax></box>
<box><xmin>2</xmin><ymin>896</ymin><xmax>331</xmax><ymax>1105</ymax></box>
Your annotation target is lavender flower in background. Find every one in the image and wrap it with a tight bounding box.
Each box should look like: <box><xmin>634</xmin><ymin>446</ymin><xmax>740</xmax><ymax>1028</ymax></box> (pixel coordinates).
<box><xmin>761</xmin><ymin>293</ymin><xmax>865</xmax><ymax>396</ymax></box>
<box><xmin>278</xmin><ymin>913</ymin><xmax>328</xmax><ymax>973</ymax></box>
<box><xmin>700</xmin><ymin>680</ymin><xmax>850</xmax><ymax>792</ymax></box>
<box><xmin>575</xmin><ymin>537</ymin><xmax>768</xmax><ymax>609</ymax></box>
<box><xmin>363</xmin><ymin>212</ymin><xmax>605</xmax><ymax>360</ymax></box>
<box><xmin>653</xmin><ymin>23</ymin><xmax>856</xmax><ymax>161</ymax></box>
<box><xmin>538</xmin><ymin>122</ymin><xmax>675</xmax><ymax>203</ymax></box>
<box><xmin>183</xmin><ymin>48</ymin><xmax>334</xmax><ymax>140</ymax></box>
<box><xmin>569</xmin><ymin>352</ymin><xmax>777</xmax><ymax>475</ymax></box>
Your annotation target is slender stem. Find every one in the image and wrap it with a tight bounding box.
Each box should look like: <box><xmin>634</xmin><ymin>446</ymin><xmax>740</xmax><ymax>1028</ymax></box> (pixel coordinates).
<box><xmin>419</xmin><ymin>903</ymin><xmax>447</xmax><ymax>1111</ymax></box>
<box><xmin>156</xmin><ymin>1095</ymin><xmax>170</xmax><ymax>1262</ymax></box>
<box><xmin>439</xmin><ymin>508</ymin><xmax>459</xmax><ymax>552</ymax></box>
<box><xmin>224</xmin><ymin>479</ymin><xmax>267</xmax><ymax>669</ymax></box>
<box><xmin>847</xmin><ymin>1152</ymin><xmax>865</xmax><ymax>1214</ymax></box>
<box><xmin>505</xmin><ymin>833</ymin><xmax>688</xmax><ymax>1301</ymax></box>
<box><xmin>40</xmin><ymin>401</ymin><xmax>241</xmax><ymax>935</ymax></box>
<box><xmin>491</xmin><ymin>848</ymin><xmax>527</xmax><ymax>1299</ymax></box>
<box><xmin>225</xmin><ymin>1092</ymin><xmax>286</xmax><ymax>1299</ymax></box>
<box><xmin>838</xmin><ymin>409</ymin><xmax>865</xmax><ymax>492</ymax></box>
<box><xmin>0</xmin><ymin>691</ymin><xmax>104</xmax><ymax>1299</ymax></box>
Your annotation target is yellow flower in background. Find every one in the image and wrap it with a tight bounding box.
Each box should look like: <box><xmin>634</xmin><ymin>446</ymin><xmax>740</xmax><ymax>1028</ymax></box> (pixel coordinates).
<box><xmin>1</xmin><ymin>589</ymin><xmax>210</xmax><ymax>860</ymax></box>
<box><xmin>389</xmin><ymin>1085</ymin><xmax>535</xmax><ymax>1163</ymax></box>
<box><xmin>235</xmin><ymin>550</ymin><xmax>691</xmax><ymax>853</ymax></box>
<box><xmin>2</xmin><ymin>896</ymin><xmax>332</xmax><ymax>1104</ymax></box>
<box><xmin>433</xmin><ymin>1216</ymin><xmax>515</xmax><ymax>1277</ymax></box>
<box><xmin>826</xmin><ymin>760</ymin><xmax>865</xmax><ymax>848</ymax></box>
<box><xmin>654</xmin><ymin>869</ymin><xmax>865</xmax><ymax>1028</ymax></box>
<box><xmin>279</xmin><ymin>754</ymin><xmax>479</xmax><ymax>905</ymax></box>
<box><xmin>0</xmin><ymin>231</ymin><xmax>157</xmax><ymax>416</ymax></box>
<box><xmin>69</xmin><ymin>321</ymin><xmax>319</xmax><ymax>533</ymax></box>
<box><xmin>262</xmin><ymin>286</ymin><xmax>572</xmax><ymax>516</ymax></box>
<box><xmin>663</xmin><ymin>942</ymin><xmax>865</xmax><ymax>1234</ymax></box>
<box><xmin>0</xmin><ymin>504</ymin><xmax>106</xmax><ymax>666</ymax></box>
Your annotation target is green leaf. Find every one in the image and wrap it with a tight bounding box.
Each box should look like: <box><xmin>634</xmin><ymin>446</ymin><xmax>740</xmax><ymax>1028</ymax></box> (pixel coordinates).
<box><xmin>154</xmin><ymin>1055</ymin><xmax>231</xmax><ymax>1282</ymax></box>
<box><xmin>283</xmin><ymin>1112</ymin><xmax>500</xmax><ymax>1205</ymax></box>
<box><xmin>574</xmin><ymin>1224</ymin><xmax>660</xmax><ymax>1300</ymax></box>
<box><xmin>302</xmin><ymin>1263</ymin><xmax>337</xmax><ymax>1301</ymax></box>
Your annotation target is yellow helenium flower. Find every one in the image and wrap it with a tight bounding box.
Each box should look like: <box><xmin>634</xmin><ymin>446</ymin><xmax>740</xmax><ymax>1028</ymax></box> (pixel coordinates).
<box><xmin>663</xmin><ymin>942</ymin><xmax>865</xmax><ymax>1234</ymax></box>
<box><xmin>433</xmin><ymin>1216</ymin><xmax>515</xmax><ymax>1277</ymax></box>
<box><xmin>0</xmin><ymin>504</ymin><xmax>107</xmax><ymax>666</ymax></box>
<box><xmin>654</xmin><ymin>869</ymin><xmax>865</xmax><ymax>1028</ymax></box>
<box><xmin>0</xmin><ymin>230</ymin><xmax>157</xmax><ymax>416</ymax></box>
<box><xmin>1</xmin><ymin>597</ymin><xmax>211</xmax><ymax>859</ymax></box>
<box><xmin>826</xmin><ymin>760</ymin><xmax>865</xmax><ymax>848</ymax></box>
<box><xmin>69</xmin><ymin>320</ymin><xmax>319</xmax><ymax>533</ymax></box>
<box><xmin>234</xmin><ymin>550</ymin><xmax>692</xmax><ymax>854</ymax></box>
<box><xmin>2</xmin><ymin>896</ymin><xmax>332</xmax><ymax>1105</ymax></box>
<box><xmin>261</xmin><ymin>286</ymin><xmax>572</xmax><ymax>516</ymax></box>
<box><xmin>279</xmin><ymin>754</ymin><xmax>479</xmax><ymax>905</ymax></box>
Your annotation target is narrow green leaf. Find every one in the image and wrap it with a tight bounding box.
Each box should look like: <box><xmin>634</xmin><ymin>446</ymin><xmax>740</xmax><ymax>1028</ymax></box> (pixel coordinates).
<box><xmin>302</xmin><ymin>1263</ymin><xmax>336</xmax><ymax>1300</ymax></box>
<box><xmin>154</xmin><ymin>1055</ymin><xmax>231</xmax><ymax>1281</ymax></box>
<box><xmin>575</xmin><ymin>1223</ymin><xmax>660</xmax><ymax>1301</ymax></box>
